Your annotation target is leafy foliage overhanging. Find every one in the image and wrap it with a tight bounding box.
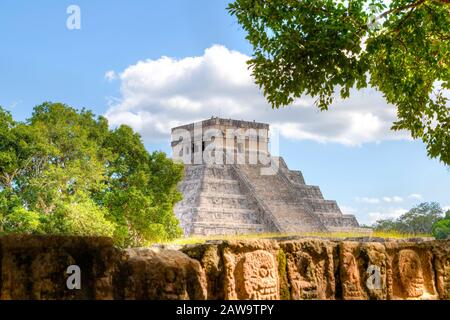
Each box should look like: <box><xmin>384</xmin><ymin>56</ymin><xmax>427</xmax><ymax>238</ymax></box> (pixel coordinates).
<box><xmin>228</xmin><ymin>0</ymin><xmax>450</xmax><ymax>164</ymax></box>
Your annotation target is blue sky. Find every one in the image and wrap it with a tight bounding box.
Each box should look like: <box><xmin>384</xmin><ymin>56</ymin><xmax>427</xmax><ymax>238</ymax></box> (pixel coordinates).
<box><xmin>1</xmin><ymin>0</ymin><xmax>449</xmax><ymax>225</ymax></box>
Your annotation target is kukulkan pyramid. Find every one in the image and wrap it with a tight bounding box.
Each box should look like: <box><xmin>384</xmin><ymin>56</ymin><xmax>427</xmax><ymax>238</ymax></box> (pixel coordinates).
<box><xmin>171</xmin><ymin>117</ymin><xmax>364</xmax><ymax>236</ymax></box>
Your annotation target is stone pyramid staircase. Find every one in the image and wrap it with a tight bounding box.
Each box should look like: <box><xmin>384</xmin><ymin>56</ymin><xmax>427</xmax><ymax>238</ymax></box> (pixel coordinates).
<box><xmin>175</xmin><ymin>165</ymin><xmax>269</xmax><ymax>236</ymax></box>
<box><xmin>233</xmin><ymin>157</ymin><xmax>362</xmax><ymax>232</ymax></box>
<box><xmin>234</xmin><ymin>164</ymin><xmax>327</xmax><ymax>233</ymax></box>
<box><xmin>175</xmin><ymin>158</ymin><xmax>362</xmax><ymax>236</ymax></box>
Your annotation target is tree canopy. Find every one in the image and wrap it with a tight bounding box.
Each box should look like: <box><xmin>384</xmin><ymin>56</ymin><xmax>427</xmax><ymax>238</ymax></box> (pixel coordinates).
<box><xmin>228</xmin><ymin>0</ymin><xmax>450</xmax><ymax>164</ymax></box>
<box><xmin>373</xmin><ymin>202</ymin><xmax>446</xmax><ymax>234</ymax></box>
<box><xmin>0</xmin><ymin>103</ymin><xmax>184</xmax><ymax>247</ymax></box>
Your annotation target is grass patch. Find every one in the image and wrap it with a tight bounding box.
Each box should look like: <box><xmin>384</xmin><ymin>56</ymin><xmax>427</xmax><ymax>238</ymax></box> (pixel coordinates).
<box><xmin>168</xmin><ymin>230</ymin><xmax>432</xmax><ymax>245</ymax></box>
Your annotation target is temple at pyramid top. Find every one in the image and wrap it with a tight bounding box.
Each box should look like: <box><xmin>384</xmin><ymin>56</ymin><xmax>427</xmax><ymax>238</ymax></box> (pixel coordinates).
<box><xmin>171</xmin><ymin>117</ymin><xmax>272</xmax><ymax>166</ymax></box>
<box><xmin>171</xmin><ymin>117</ymin><xmax>367</xmax><ymax>237</ymax></box>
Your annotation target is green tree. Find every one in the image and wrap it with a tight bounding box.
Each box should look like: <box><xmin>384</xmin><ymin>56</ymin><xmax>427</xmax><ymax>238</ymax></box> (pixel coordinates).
<box><xmin>397</xmin><ymin>202</ymin><xmax>443</xmax><ymax>233</ymax></box>
<box><xmin>0</xmin><ymin>102</ymin><xmax>184</xmax><ymax>246</ymax></box>
<box><xmin>373</xmin><ymin>218</ymin><xmax>406</xmax><ymax>232</ymax></box>
<box><xmin>100</xmin><ymin>125</ymin><xmax>184</xmax><ymax>247</ymax></box>
<box><xmin>374</xmin><ymin>202</ymin><xmax>445</xmax><ymax>234</ymax></box>
<box><xmin>228</xmin><ymin>0</ymin><xmax>450</xmax><ymax>164</ymax></box>
<box><xmin>1</xmin><ymin>207</ymin><xmax>42</xmax><ymax>234</ymax></box>
<box><xmin>432</xmin><ymin>209</ymin><xmax>450</xmax><ymax>239</ymax></box>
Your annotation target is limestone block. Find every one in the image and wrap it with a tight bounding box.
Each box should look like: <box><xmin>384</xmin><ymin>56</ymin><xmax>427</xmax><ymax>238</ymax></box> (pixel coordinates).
<box><xmin>280</xmin><ymin>239</ymin><xmax>337</xmax><ymax>300</ymax></box>
<box><xmin>118</xmin><ymin>248</ymin><xmax>207</xmax><ymax>300</ymax></box>
<box><xmin>339</xmin><ymin>242</ymin><xmax>388</xmax><ymax>300</ymax></box>
<box><xmin>384</xmin><ymin>242</ymin><xmax>438</xmax><ymax>300</ymax></box>
<box><xmin>0</xmin><ymin>235</ymin><xmax>119</xmax><ymax>300</ymax></box>
<box><xmin>182</xmin><ymin>243</ymin><xmax>225</xmax><ymax>300</ymax></box>
<box><xmin>0</xmin><ymin>236</ymin><xmax>450</xmax><ymax>300</ymax></box>
<box><xmin>433</xmin><ymin>240</ymin><xmax>450</xmax><ymax>299</ymax></box>
<box><xmin>221</xmin><ymin>240</ymin><xmax>280</xmax><ymax>300</ymax></box>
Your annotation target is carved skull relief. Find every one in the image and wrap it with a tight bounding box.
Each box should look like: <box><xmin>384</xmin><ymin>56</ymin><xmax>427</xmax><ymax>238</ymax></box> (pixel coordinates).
<box><xmin>398</xmin><ymin>250</ymin><xmax>424</xmax><ymax>298</ymax></box>
<box><xmin>236</xmin><ymin>250</ymin><xmax>279</xmax><ymax>300</ymax></box>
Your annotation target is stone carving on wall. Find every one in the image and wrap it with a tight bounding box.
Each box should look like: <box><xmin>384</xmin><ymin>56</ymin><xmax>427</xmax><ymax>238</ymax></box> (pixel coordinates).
<box><xmin>436</xmin><ymin>257</ymin><xmax>450</xmax><ymax>299</ymax></box>
<box><xmin>0</xmin><ymin>236</ymin><xmax>118</xmax><ymax>300</ymax></box>
<box><xmin>341</xmin><ymin>250</ymin><xmax>364</xmax><ymax>300</ymax></box>
<box><xmin>121</xmin><ymin>249</ymin><xmax>207</xmax><ymax>300</ymax></box>
<box><xmin>223</xmin><ymin>240</ymin><xmax>280</xmax><ymax>300</ymax></box>
<box><xmin>362</xmin><ymin>243</ymin><xmax>388</xmax><ymax>300</ymax></box>
<box><xmin>387</xmin><ymin>246</ymin><xmax>438</xmax><ymax>300</ymax></box>
<box><xmin>235</xmin><ymin>250</ymin><xmax>278</xmax><ymax>300</ymax></box>
<box><xmin>444</xmin><ymin>258</ymin><xmax>450</xmax><ymax>299</ymax></box>
<box><xmin>339</xmin><ymin>243</ymin><xmax>388</xmax><ymax>300</ymax></box>
<box><xmin>398</xmin><ymin>250</ymin><xmax>424</xmax><ymax>298</ymax></box>
<box><xmin>282</xmin><ymin>240</ymin><xmax>336</xmax><ymax>300</ymax></box>
<box><xmin>288</xmin><ymin>252</ymin><xmax>319</xmax><ymax>299</ymax></box>
<box><xmin>1</xmin><ymin>236</ymin><xmax>449</xmax><ymax>300</ymax></box>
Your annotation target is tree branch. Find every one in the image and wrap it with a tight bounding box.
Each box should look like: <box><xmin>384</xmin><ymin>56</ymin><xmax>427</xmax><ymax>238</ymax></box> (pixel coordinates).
<box><xmin>378</xmin><ymin>0</ymin><xmax>426</xmax><ymax>19</ymax></box>
<box><xmin>392</xmin><ymin>6</ymin><xmax>416</xmax><ymax>33</ymax></box>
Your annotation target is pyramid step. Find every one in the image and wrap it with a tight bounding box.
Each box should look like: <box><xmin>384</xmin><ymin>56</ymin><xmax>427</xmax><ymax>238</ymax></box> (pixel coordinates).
<box><xmin>236</xmin><ymin>164</ymin><xmax>328</xmax><ymax>232</ymax></box>
<box><xmin>201</xmin><ymin>181</ymin><xmax>241</xmax><ymax>194</ymax></box>
<box><xmin>182</xmin><ymin>178</ymin><xmax>239</xmax><ymax>185</ymax></box>
<box><xmin>192</xmin><ymin>222</ymin><xmax>266</xmax><ymax>236</ymax></box>
<box><xmin>183</xmin><ymin>166</ymin><xmax>205</xmax><ymax>180</ymax></box>
<box><xmin>196</xmin><ymin>207</ymin><xmax>257</xmax><ymax>214</ymax></box>
<box><xmin>181</xmin><ymin>179</ymin><xmax>203</xmax><ymax>185</ymax></box>
<box><xmin>204</xmin><ymin>166</ymin><xmax>234</xmax><ymax>179</ymax></box>
<box><xmin>198</xmin><ymin>195</ymin><xmax>255</xmax><ymax>209</ymax></box>
<box><xmin>193</xmin><ymin>222</ymin><xmax>265</xmax><ymax>228</ymax></box>
<box><xmin>202</xmin><ymin>178</ymin><xmax>239</xmax><ymax>184</ymax></box>
<box><xmin>195</xmin><ymin>209</ymin><xmax>260</xmax><ymax>224</ymax></box>
<box><xmin>200</xmin><ymin>193</ymin><xmax>247</xmax><ymax>199</ymax></box>
<box><xmin>305</xmin><ymin>199</ymin><xmax>341</xmax><ymax>214</ymax></box>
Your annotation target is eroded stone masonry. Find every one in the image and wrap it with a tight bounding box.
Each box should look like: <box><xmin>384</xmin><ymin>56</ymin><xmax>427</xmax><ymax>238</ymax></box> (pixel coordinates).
<box><xmin>171</xmin><ymin>118</ymin><xmax>365</xmax><ymax>236</ymax></box>
<box><xmin>0</xmin><ymin>235</ymin><xmax>449</xmax><ymax>300</ymax></box>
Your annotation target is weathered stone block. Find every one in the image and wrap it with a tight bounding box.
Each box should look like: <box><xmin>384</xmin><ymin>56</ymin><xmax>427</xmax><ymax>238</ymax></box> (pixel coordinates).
<box><xmin>338</xmin><ymin>242</ymin><xmax>388</xmax><ymax>300</ymax></box>
<box><xmin>384</xmin><ymin>242</ymin><xmax>439</xmax><ymax>300</ymax></box>
<box><xmin>280</xmin><ymin>239</ymin><xmax>337</xmax><ymax>300</ymax></box>
<box><xmin>221</xmin><ymin>240</ymin><xmax>280</xmax><ymax>300</ymax></box>
<box><xmin>116</xmin><ymin>248</ymin><xmax>207</xmax><ymax>300</ymax></box>
<box><xmin>0</xmin><ymin>236</ymin><xmax>449</xmax><ymax>300</ymax></box>
<box><xmin>0</xmin><ymin>235</ymin><xmax>119</xmax><ymax>300</ymax></box>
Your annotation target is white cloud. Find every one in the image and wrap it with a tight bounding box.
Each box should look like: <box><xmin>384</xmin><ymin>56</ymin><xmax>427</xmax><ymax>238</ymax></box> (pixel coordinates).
<box><xmin>105</xmin><ymin>44</ymin><xmax>411</xmax><ymax>145</ymax></box>
<box><xmin>355</xmin><ymin>197</ymin><xmax>380</xmax><ymax>204</ymax></box>
<box><xmin>443</xmin><ymin>206</ymin><xmax>450</xmax><ymax>212</ymax></box>
<box><xmin>383</xmin><ymin>196</ymin><xmax>403</xmax><ymax>203</ymax></box>
<box><xmin>408</xmin><ymin>193</ymin><xmax>423</xmax><ymax>200</ymax></box>
<box><xmin>368</xmin><ymin>208</ymin><xmax>408</xmax><ymax>223</ymax></box>
<box><xmin>105</xmin><ymin>70</ymin><xmax>118</xmax><ymax>82</ymax></box>
<box><xmin>356</xmin><ymin>195</ymin><xmax>404</xmax><ymax>204</ymax></box>
<box><xmin>340</xmin><ymin>205</ymin><xmax>357</xmax><ymax>215</ymax></box>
